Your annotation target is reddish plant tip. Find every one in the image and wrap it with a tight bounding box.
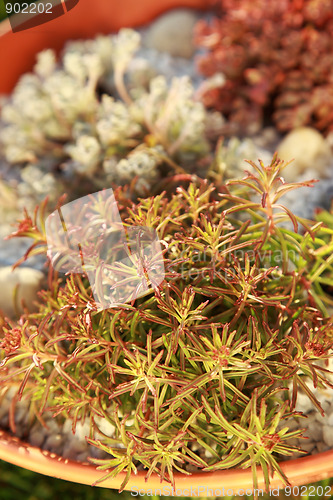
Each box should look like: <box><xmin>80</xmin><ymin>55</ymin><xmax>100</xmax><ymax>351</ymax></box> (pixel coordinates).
<box><xmin>0</xmin><ymin>328</ymin><xmax>22</xmax><ymax>356</ymax></box>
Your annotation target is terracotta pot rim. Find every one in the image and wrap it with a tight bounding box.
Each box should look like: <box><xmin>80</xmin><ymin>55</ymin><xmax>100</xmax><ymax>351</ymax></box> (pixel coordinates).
<box><xmin>1</xmin><ymin>429</ymin><xmax>333</xmax><ymax>494</ymax></box>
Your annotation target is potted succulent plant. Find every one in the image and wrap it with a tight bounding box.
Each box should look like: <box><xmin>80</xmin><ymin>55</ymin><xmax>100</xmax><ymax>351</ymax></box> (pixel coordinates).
<box><xmin>1</xmin><ymin>0</ymin><xmax>333</xmax><ymax>497</ymax></box>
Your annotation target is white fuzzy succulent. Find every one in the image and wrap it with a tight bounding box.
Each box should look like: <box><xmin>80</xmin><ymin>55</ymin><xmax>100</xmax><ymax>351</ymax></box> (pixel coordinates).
<box><xmin>64</xmin><ymin>35</ymin><xmax>114</xmax><ymax>75</ymax></box>
<box><xmin>63</xmin><ymin>52</ymin><xmax>103</xmax><ymax>87</ymax></box>
<box><xmin>96</xmin><ymin>95</ymin><xmax>142</xmax><ymax>147</ymax></box>
<box><xmin>111</xmin><ymin>28</ymin><xmax>141</xmax><ymax>71</ymax></box>
<box><xmin>17</xmin><ymin>164</ymin><xmax>63</xmax><ymax>211</ymax></box>
<box><xmin>0</xmin><ymin>123</ymin><xmax>42</xmax><ymax>163</ymax></box>
<box><xmin>1</xmin><ymin>73</ymin><xmax>64</xmax><ymax>159</ymax></box>
<box><xmin>0</xmin><ymin>63</ymin><xmax>99</xmax><ymax>160</ymax></box>
<box><xmin>43</xmin><ymin>71</ymin><xmax>98</xmax><ymax>125</ymax></box>
<box><xmin>0</xmin><ymin>28</ymin><xmax>212</xmax><ymax>204</ymax></box>
<box><xmin>5</xmin><ymin>74</ymin><xmax>53</xmax><ymax>123</ymax></box>
<box><xmin>106</xmin><ymin>145</ymin><xmax>164</xmax><ymax>193</ymax></box>
<box><xmin>0</xmin><ymin>39</ymin><xmax>107</xmax><ymax>162</ymax></box>
<box><xmin>136</xmin><ymin>75</ymin><xmax>209</xmax><ymax>157</ymax></box>
<box><xmin>63</xmin><ymin>52</ymin><xmax>90</xmax><ymax>83</ymax></box>
<box><xmin>2</xmin><ymin>141</ymin><xmax>36</xmax><ymax>164</ymax></box>
<box><xmin>65</xmin><ymin>135</ymin><xmax>101</xmax><ymax>176</ymax></box>
<box><xmin>34</xmin><ymin>49</ymin><xmax>57</xmax><ymax>79</ymax></box>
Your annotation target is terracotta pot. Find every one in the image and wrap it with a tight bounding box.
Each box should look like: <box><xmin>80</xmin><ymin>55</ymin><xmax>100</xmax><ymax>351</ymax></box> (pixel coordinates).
<box><xmin>1</xmin><ymin>0</ymin><xmax>333</xmax><ymax>494</ymax></box>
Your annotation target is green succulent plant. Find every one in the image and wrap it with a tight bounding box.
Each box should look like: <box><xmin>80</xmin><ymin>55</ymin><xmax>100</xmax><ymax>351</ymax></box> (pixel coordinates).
<box><xmin>1</xmin><ymin>156</ymin><xmax>333</xmax><ymax>495</ymax></box>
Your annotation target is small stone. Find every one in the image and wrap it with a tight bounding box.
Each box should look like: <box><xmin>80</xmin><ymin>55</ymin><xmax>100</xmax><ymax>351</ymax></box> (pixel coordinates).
<box><xmin>285</xmin><ymin>437</ymin><xmax>300</xmax><ymax>447</ymax></box>
<box><xmin>44</xmin><ymin>433</ymin><xmax>64</xmax><ymax>454</ymax></box>
<box><xmin>295</xmin><ymin>392</ymin><xmax>313</xmax><ymax>413</ymax></box>
<box><xmin>95</xmin><ymin>416</ymin><xmax>116</xmax><ymax>437</ymax></box>
<box><xmin>0</xmin><ymin>266</ymin><xmax>44</xmax><ymax>317</ymax></box>
<box><xmin>0</xmin><ymin>403</ymin><xmax>9</xmax><ymax>421</ymax></box>
<box><xmin>291</xmin><ymin>450</ymin><xmax>304</xmax><ymax>458</ymax></box>
<box><xmin>304</xmin><ymin>422</ymin><xmax>323</xmax><ymax>443</ymax></box>
<box><xmin>300</xmin><ymin>441</ymin><xmax>316</xmax><ymax>453</ymax></box>
<box><xmin>62</xmin><ymin>439</ymin><xmax>87</xmax><ymax>460</ymax></box>
<box><xmin>143</xmin><ymin>9</ymin><xmax>199</xmax><ymax>59</ymax></box>
<box><xmin>191</xmin><ymin>443</ymin><xmax>200</xmax><ymax>452</ymax></box>
<box><xmin>29</xmin><ymin>427</ymin><xmax>47</xmax><ymax>448</ymax></box>
<box><xmin>43</xmin><ymin>419</ymin><xmax>61</xmax><ymax>434</ymax></box>
<box><xmin>72</xmin><ymin>420</ymin><xmax>91</xmax><ymax>440</ymax></box>
<box><xmin>88</xmin><ymin>444</ymin><xmax>108</xmax><ymax>459</ymax></box>
<box><xmin>0</xmin><ymin>414</ymin><xmax>9</xmax><ymax>428</ymax></box>
<box><xmin>328</xmin><ymin>413</ymin><xmax>333</xmax><ymax>427</ymax></box>
<box><xmin>316</xmin><ymin>441</ymin><xmax>330</xmax><ymax>453</ymax></box>
<box><xmin>76</xmin><ymin>451</ymin><xmax>89</xmax><ymax>463</ymax></box>
<box><xmin>62</xmin><ymin>419</ymin><xmax>74</xmax><ymax>435</ymax></box>
<box><xmin>186</xmin><ymin>464</ymin><xmax>200</xmax><ymax>472</ymax></box>
<box><xmin>319</xmin><ymin>399</ymin><xmax>332</xmax><ymax>414</ymax></box>
<box><xmin>14</xmin><ymin>403</ymin><xmax>30</xmax><ymax>426</ymax></box>
<box><xmin>315</xmin><ymin>411</ymin><xmax>326</xmax><ymax>422</ymax></box>
<box><xmin>277</xmin><ymin>127</ymin><xmax>332</xmax><ymax>182</ymax></box>
<box><xmin>322</xmin><ymin>425</ymin><xmax>333</xmax><ymax>448</ymax></box>
<box><xmin>204</xmin><ymin>450</ymin><xmax>213</xmax><ymax>458</ymax></box>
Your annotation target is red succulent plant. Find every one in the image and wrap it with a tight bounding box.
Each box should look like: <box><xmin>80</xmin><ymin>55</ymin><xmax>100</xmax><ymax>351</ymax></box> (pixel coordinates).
<box><xmin>195</xmin><ymin>0</ymin><xmax>333</xmax><ymax>135</ymax></box>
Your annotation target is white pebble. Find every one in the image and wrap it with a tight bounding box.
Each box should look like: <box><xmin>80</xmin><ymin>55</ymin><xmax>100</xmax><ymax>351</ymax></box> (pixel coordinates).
<box><xmin>44</xmin><ymin>433</ymin><xmax>64</xmax><ymax>454</ymax></box>
<box><xmin>29</xmin><ymin>427</ymin><xmax>47</xmax><ymax>448</ymax></box>
<box><xmin>277</xmin><ymin>127</ymin><xmax>332</xmax><ymax>182</ymax></box>
<box><xmin>95</xmin><ymin>416</ymin><xmax>116</xmax><ymax>437</ymax></box>
<box><xmin>300</xmin><ymin>441</ymin><xmax>316</xmax><ymax>453</ymax></box>
<box><xmin>295</xmin><ymin>392</ymin><xmax>313</xmax><ymax>413</ymax></box>
<box><xmin>0</xmin><ymin>266</ymin><xmax>44</xmax><ymax>317</ymax></box>
<box><xmin>76</xmin><ymin>451</ymin><xmax>89</xmax><ymax>462</ymax></box>
<box><xmin>144</xmin><ymin>9</ymin><xmax>199</xmax><ymax>59</ymax></box>
<box><xmin>62</xmin><ymin>439</ymin><xmax>88</xmax><ymax>460</ymax></box>
<box><xmin>304</xmin><ymin>422</ymin><xmax>323</xmax><ymax>443</ymax></box>
<box><xmin>327</xmin><ymin>413</ymin><xmax>333</xmax><ymax>427</ymax></box>
<box><xmin>316</xmin><ymin>441</ymin><xmax>330</xmax><ymax>453</ymax></box>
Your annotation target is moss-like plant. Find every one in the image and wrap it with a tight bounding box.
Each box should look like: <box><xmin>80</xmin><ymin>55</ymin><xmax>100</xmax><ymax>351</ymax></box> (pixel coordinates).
<box><xmin>1</xmin><ymin>157</ymin><xmax>333</xmax><ymax>494</ymax></box>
